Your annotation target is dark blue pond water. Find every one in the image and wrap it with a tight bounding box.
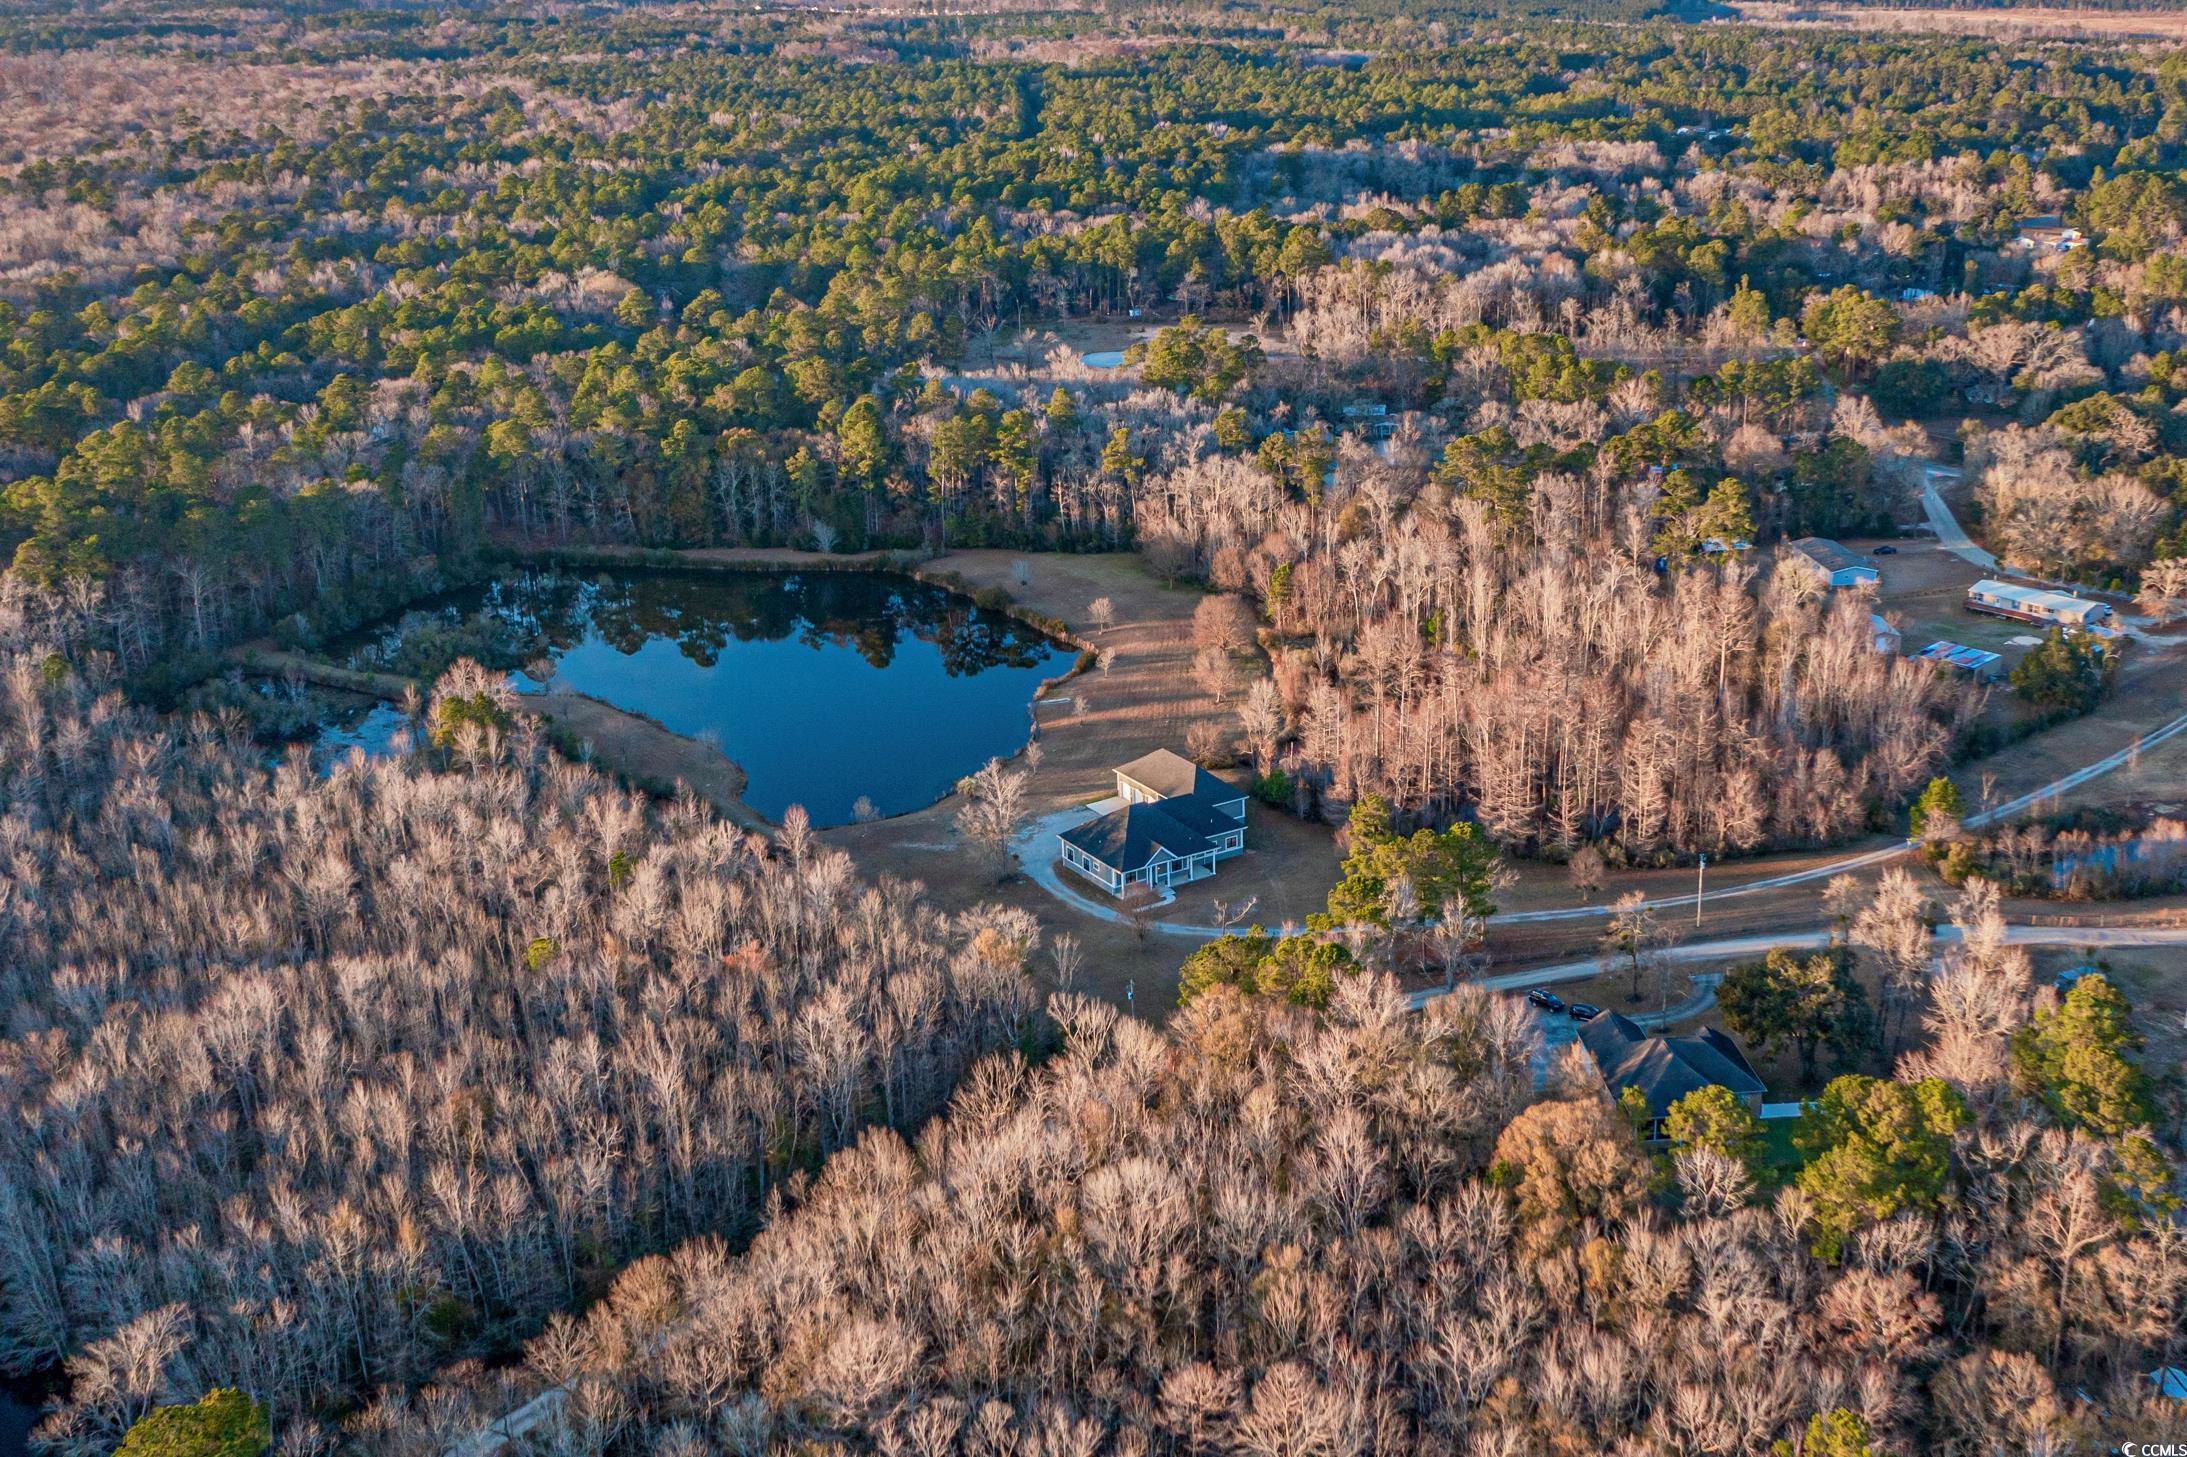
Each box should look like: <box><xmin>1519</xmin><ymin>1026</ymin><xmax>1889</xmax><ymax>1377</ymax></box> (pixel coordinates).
<box><xmin>315</xmin><ymin>701</ymin><xmax>412</xmax><ymax>763</ymax></box>
<box><xmin>0</xmin><ymin>1369</ymin><xmax>56</xmax><ymax>1457</ymax></box>
<box><xmin>343</xmin><ymin>569</ymin><xmax>1075</xmax><ymax>827</ymax></box>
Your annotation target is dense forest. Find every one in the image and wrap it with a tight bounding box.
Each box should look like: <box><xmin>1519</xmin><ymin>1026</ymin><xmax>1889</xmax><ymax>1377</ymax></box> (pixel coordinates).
<box><xmin>0</xmin><ymin>581</ymin><xmax>1043</xmax><ymax>1454</ymax></box>
<box><xmin>11</xmin><ymin>0</ymin><xmax>2186</xmax><ymax>849</ymax></box>
<box><xmin>1</xmin><ymin>582</ymin><xmax>2171</xmax><ymax>1454</ymax></box>
<box><xmin>370</xmin><ymin>967</ymin><xmax>2175</xmax><ymax>1457</ymax></box>
<box><xmin>0</xmin><ymin>0</ymin><xmax>2182</xmax><ymax>1453</ymax></box>
<box><xmin>5</xmin><ymin>0</ymin><xmax>2187</xmax><ymax>685</ymax></box>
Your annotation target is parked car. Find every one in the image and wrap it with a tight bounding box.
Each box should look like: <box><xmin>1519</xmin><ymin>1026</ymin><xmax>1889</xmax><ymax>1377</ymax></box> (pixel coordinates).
<box><xmin>1526</xmin><ymin>988</ymin><xmax>1565</xmax><ymax>1013</ymax></box>
<box><xmin>2054</xmin><ymin>964</ymin><xmax>2100</xmax><ymax>995</ymax></box>
<box><xmin>1567</xmin><ymin>1003</ymin><xmax>1602</xmax><ymax>1021</ymax></box>
<box><xmin>1872</xmin><ymin>544</ymin><xmax>1898</xmax><ymax>555</ymax></box>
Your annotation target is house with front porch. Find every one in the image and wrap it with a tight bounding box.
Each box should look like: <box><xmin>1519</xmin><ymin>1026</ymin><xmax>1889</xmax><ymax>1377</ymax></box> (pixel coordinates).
<box><xmin>1058</xmin><ymin>750</ymin><xmax>1247</xmax><ymax>896</ymax></box>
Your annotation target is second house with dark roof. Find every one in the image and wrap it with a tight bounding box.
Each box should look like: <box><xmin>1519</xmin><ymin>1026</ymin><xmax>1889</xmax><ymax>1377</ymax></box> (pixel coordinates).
<box><xmin>1058</xmin><ymin>749</ymin><xmax>1248</xmax><ymax>896</ymax></box>
<box><xmin>1578</xmin><ymin>1011</ymin><xmax>1766</xmax><ymax>1142</ymax></box>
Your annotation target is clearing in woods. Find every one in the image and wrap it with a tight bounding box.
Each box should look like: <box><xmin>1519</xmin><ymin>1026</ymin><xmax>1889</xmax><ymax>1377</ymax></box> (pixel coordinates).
<box><xmin>487</xmin><ymin>544</ymin><xmax>2187</xmax><ymax>1017</ymax></box>
<box><xmin>819</xmin><ymin>549</ymin><xmax>1342</xmax><ymax>1011</ymax></box>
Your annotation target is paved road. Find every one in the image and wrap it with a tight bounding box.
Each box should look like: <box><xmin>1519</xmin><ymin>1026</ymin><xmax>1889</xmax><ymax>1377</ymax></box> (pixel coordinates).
<box><xmin>1406</xmin><ymin>923</ymin><xmax>2187</xmax><ymax>1011</ymax></box>
<box><xmin>1919</xmin><ymin>464</ymin><xmax>1998</xmax><ymax>571</ymax></box>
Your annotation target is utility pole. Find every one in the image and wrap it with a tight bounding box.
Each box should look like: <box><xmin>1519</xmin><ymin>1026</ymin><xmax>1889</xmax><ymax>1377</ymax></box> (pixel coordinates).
<box><xmin>1695</xmin><ymin>852</ymin><xmax>1706</xmax><ymax>930</ymax></box>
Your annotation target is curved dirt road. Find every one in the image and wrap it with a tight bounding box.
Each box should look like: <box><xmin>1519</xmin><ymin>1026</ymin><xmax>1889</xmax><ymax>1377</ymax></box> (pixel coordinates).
<box><xmin>1919</xmin><ymin>465</ymin><xmax>1998</xmax><ymax>571</ymax></box>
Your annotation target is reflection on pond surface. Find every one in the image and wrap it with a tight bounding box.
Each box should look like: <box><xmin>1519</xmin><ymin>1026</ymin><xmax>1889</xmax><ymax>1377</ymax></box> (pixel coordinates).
<box><xmin>344</xmin><ymin>569</ymin><xmax>1075</xmax><ymax>827</ymax></box>
<box><xmin>313</xmin><ymin>701</ymin><xmax>413</xmax><ymax>766</ymax></box>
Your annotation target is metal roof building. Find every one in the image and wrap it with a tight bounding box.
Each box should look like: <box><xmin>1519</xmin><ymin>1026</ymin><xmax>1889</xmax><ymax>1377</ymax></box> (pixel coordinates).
<box><xmin>1783</xmin><ymin>537</ymin><xmax>1879</xmax><ymax>590</ymax></box>
<box><xmin>1966</xmin><ymin>579</ymin><xmax>2113</xmax><ymax>629</ymax></box>
<box><xmin>1914</xmin><ymin>640</ymin><xmax>2005</xmax><ymax>680</ymax></box>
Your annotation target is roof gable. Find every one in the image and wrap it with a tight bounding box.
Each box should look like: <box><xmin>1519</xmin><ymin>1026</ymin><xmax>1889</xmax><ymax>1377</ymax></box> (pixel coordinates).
<box><xmin>1061</xmin><ymin>801</ymin><xmax>1217</xmax><ymax>871</ymax></box>
<box><xmin>1785</xmin><ymin>537</ymin><xmax>1870</xmax><ymax>577</ymax></box>
<box><xmin>1117</xmin><ymin>749</ymin><xmax>1244</xmax><ymax>804</ymax></box>
<box><xmin>1580</xmin><ymin>1014</ymin><xmax>1764</xmax><ymax>1118</ymax></box>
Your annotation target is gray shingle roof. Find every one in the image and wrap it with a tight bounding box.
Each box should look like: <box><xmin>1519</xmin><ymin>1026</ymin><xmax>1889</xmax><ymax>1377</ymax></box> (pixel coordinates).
<box><xmin>1785</xmin><ymin>537</ymin><xmax>1868</xmax><ymax>577</ymax></box>
<box><xmin>1061</xmin><ymin>801</ymin><xmax>1216</xmax><ymax>872</ymax></box>
<box><xmin>1579</xmin><ymin>1012</ymin><xmax>1764</xmax><ymax>1119</ymax></box>
<box><xmin>1116</xmin><ymin>749</ymin><xmax>1243</xmax><ymax>805</ymax></box>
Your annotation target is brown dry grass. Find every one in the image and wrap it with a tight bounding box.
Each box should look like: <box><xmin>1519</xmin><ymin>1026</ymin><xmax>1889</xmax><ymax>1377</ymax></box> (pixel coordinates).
<box><xmin>530</xmin><ymin>690</ymin><xmax>768</xmax><ymax>831</ymax></box>
<box><xmin>1729</xmin><ymin>2</ymin><xmax>2187</xmax><ymax>40</ymax></box>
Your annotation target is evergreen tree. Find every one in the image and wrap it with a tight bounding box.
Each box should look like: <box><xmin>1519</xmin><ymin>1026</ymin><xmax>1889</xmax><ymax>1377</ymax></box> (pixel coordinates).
<box><xmin>1794</xmin><ymin>1075</ymin><xmax>1968</xmax><ymax>1259</ymax></box>
<box><xmin>117</xmin><ymin>1391</ymin><xmax>270</xmax><ymax>1457</ymax></box>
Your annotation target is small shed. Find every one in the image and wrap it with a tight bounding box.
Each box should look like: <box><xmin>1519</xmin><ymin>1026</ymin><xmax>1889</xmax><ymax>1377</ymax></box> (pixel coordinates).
<box><xmin>1914</xmin><ymin>640</ymin><xmax>2005</xmax><ymax>682</ymax></box>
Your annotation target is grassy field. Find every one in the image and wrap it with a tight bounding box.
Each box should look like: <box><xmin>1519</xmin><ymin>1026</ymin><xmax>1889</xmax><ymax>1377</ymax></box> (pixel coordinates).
<box><xmin>1866</xmin><ymin>538</ymin><xmax>2034</xmax><ymax>661</ymax></box>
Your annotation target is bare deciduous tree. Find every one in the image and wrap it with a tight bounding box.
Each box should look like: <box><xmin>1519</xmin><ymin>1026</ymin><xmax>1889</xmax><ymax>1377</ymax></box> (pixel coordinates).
<box><xmin>955</xmin><ymin>757</ymin><xmax>1029</xmax><ymax>863</ymax></box>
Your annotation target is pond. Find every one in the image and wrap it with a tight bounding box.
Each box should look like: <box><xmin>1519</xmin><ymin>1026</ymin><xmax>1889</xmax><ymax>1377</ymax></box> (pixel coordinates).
<box><xmin>0</xmin><ymin>1369</ymin><xmax>56</xmax><ymax>1457</ymax></box>
<box><xmin>341</xmin><ymin>568</ymin><xmax>1077</xmax><ymax>827</ymax></box>
<box><xmin>314</xmin><ymin>700</ymin><xmax>413</xmax><ymax>762</ymax></box>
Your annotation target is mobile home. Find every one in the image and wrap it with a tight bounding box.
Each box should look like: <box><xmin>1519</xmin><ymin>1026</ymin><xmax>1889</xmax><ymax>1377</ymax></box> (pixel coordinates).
<box><xmin>1965</xmin><ymin>579</ymin><xmax>2113</xmax><ymax>630</ymax></box>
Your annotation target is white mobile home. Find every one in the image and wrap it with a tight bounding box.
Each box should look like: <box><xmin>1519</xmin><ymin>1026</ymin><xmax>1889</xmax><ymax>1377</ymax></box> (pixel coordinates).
<box><xmin>1965</xmin><ymin>579</ymin><xmax>2113</xmax><ymax>630</ymax></box>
